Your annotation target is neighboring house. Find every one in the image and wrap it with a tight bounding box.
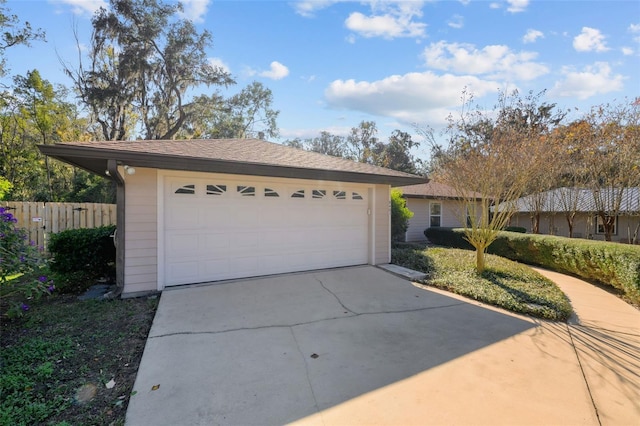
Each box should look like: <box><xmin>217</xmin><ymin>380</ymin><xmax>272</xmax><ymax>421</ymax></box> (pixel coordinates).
<box><xmin>39</xmin><ymin>139</ymin><xmax>425</xmax><ymax>296</ymax></box>
<box><xmin>399</xmin><ymin>181</ymin><xmax>482</xmax><ymax>242</ymax></box>
<box><xmin>507</xmin><ymin>187</ymin><xmax>640</xmax><ymax>242</ymax></box>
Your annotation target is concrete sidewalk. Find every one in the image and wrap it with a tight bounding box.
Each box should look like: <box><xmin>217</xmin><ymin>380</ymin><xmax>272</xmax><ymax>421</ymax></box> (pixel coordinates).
<box><xmin>532</xmin><ymin>268</ymin><xmax>640</xmax><ymax>425</ymax></box>
<box><xmin>125</xmin><ymin>266</ymin><xmax>640</xmax><ymax>425</ymax></box>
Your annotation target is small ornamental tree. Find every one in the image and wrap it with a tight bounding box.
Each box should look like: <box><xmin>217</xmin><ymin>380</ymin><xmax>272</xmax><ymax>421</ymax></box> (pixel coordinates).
<box><xmin>418</xmin><ymin>89</ymin><xmax>553</xmax><ymax>272</ymax></box>
<box><xmin>391</xmin><ymin>189</ymin><xmax>413</xmax><ymax>242</ymax></box>
<box><xmin>0</xmin><ymin>207</ymin><xmax>53</xmax><ymax>317</ymax></box>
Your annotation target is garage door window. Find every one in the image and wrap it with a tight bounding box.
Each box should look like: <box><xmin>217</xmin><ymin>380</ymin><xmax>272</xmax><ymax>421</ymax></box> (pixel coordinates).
<box><xmin>206</xmin><ymin>184</ymin><xmax>226</xmax><ymax>196</ymax></box>
<box><xmin>264</xmin><ymin>188</ymin><xmax>279</xmax><ymax>197</ymax></box>
<box><xmin>291</xmin><ymin>189</ymin><xmax>305</xmax><ymax>198</ymax></box>
<box><xmin>352</xmin><ymin>192</ymin><xmax>364</xmax><ymax>200</ymax></box>
<box><xmin>312</xmin><ymin>189</ymin><xmax>326</xmax><ymax>199</ymax></box>
<box><xmin>237</xmin><ymin>186</ymin><xmax>255</xmax><ymax>197</ymax></box>
<box><xmin>175</xmin><ymin>184</ymin><xmax>195</xmax><ymax>194</ymax></box>
<box><xmin>333</xmin><ymin>190</ymin><xmax>346</xmax><ymax>200</ymax></box>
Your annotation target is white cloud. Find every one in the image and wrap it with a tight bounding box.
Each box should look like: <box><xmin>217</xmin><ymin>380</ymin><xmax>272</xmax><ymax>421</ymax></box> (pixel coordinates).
<box><xmin>422</xmin><ymin>41</ymin><xmax>549</xmax><ymax>81</ymax></box>
<box><xmin>178</xmin><ymin>0</ymin><xmax>210</xmax><ymax>24</ymax></box>
<box><xmin>550</xmin><ymin>62</ymin><xmax>624</xmax><ymax>100</ymax></box>
<box><xmin>208</xmin><ymin>57</ymin><xmax>230</xmax><ymax>74</ymax></box>
<box><xmin>489</xmin><ymin>2</ymin><xmax>501</xmax><ymax>9</ymax></box>
<box><xmin>259</xmin><ymin>61</ymin><xmax>290</xmax><ymax>80</ymax></box>
<box><xmin>54</xmin><ymin>0</ymin><xmax>107</xmax><ymax>15</ymax></box>
<box><xmin>345</xmin><ymin>1</ymin><xmax>426</xmax><ymax>39</ymax></box>
<box><xmin>506</xmin><ymin>0</ymin><xmax>529</xmax><ymax>13</ymax></box>
<box><xmin>629</xmin><ymin>23</ymin><xmax>640</xmax><ymax>43</ymax></box>
<box><xmin>523</xmin><ymin>29</ymin><xmax>543</xmax><ymax>44</ymax></box>
<box><xmin>324</xmin><ymin>71</ymin><xmax>500</xmax><ymax>125</ymax></box>
<box><xmin>621</xmin><ymin>47</ymin><xmax>634</xmax><ymax>56</ymax></box>
<box><xmin>293</xmin><ymin>0</ymin><xmax>340</xmax><ymax>18</ymax></box>
<box><xmin>573</xmin><ymin>27</ymin><xmax>609</xmax><ymax>52</ymax></box>
<box><xmin>447</xmin><ymin>14</ymin><xmax>464</xmax><ymax>29</ymax></box>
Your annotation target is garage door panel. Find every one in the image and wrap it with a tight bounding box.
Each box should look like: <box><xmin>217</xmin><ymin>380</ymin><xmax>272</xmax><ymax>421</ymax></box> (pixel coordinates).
<box><xmin>166</xmin><ymin>233</ymin><xmax>200</xmax><ymax>255</ymax></box>
<box><xmin>227</xmin><ymin>256</ymin><xmax>259</xmax><ymax>277</ymax></box>
<box><xmin>232</xmin><ymin>232</ymin><xmax>259</xmax><ymax>249</ymax></box>
<box><xmin>200</xmin><ymin>259</ymin><xmax>230</xmax><ymax>280</ymax></box>
<box><xmin>166</xmin><ymin>205</ymin><xmax>201</xmax><ymax>229</ymax></box>
<box><xmin>166</xmin><ymin>260</ymin><xmax>200</xmax><ymax>284</ymax></box>
<box><xmin>163</xmin><ymin>176</ymin><xmax>370</xmax><ymax>286</ymax></box>
<box><xmin>203</xmin><ymin>233</ymin><xmax>231</xmax><ymax>250</ymax></box>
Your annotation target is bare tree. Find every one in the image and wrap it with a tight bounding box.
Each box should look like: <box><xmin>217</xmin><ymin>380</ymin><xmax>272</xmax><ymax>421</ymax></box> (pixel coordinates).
<box><xmin>581</xmin><ymin>98</ymin><xmax>640</xmax><ymax>241</ymax></box>
<box><xmin>418</xmin><ymin>89</ymin><xmax>542</xmax><ymax>272</ymax></box>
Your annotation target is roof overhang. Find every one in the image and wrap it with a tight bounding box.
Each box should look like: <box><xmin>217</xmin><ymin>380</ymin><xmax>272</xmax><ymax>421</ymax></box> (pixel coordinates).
<box><xmin>38</xmin><ymin>144</ymin><xmax>427</xmax><ymax>187</ymax></box>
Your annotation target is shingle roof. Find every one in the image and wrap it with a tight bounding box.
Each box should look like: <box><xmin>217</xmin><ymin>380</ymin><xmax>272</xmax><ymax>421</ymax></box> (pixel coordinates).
<box><xmin>398</xmin><ymin>181</ymin><xmax>483</xmax><ymax>200</ymax></box>
<box><xmin>38</xmin><ymin>138</ymin><xmax>427</xmax><ymax>186</ymax></box>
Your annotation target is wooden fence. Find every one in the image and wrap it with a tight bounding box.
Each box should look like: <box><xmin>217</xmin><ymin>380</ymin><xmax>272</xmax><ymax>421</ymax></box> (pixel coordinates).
<box><xmin>0</xmin><ymin>202</ymin><xmax>117</xmax><ymax>250</ymax></box>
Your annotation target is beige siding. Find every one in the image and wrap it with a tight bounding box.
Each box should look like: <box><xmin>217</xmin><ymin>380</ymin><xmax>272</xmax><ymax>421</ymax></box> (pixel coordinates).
<box><xmin>373</xmin><ymin>185</ymin><xmax>391</xmax><ymax>264</ymax></box>
<box><xmin>405</xmin><ymin>198</ymin><xmax>429</xmax><ymax>242</ymax></box>
<box><xmin>123</xmin><ymin>167</ymin><xmax>158</xmax><ymax>295</ymax></box>
<box><xmin>405</xmin><ymin>198</ymin><xmax>476</xmax><ymax>242</ymax></box>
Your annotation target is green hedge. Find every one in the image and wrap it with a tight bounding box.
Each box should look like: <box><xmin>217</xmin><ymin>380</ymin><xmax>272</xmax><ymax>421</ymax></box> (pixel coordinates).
<box><xmin>424</xmin><ymin>227</ymin><xmax>640</xmax><ymax>303</ymax></box>
<box><xmin>48</xmin><ymin>226</ymin><xmax>116</xmax><ymax>292</ymax></box>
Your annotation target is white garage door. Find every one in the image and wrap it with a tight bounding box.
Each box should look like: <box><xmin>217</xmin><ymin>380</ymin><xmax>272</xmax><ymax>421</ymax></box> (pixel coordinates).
<box><xmin>162</xmin><ymin>175</ymin><xmax>370</xmax><ymax>286</ymax></box>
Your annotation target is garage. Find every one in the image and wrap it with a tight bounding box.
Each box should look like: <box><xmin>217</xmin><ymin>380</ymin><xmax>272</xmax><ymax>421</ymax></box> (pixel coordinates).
<box><xmin>162</xmin><ymin>174</ymin><xmax>370</xmax><ymax>285</ymax></box>
<box><xmin>39</xmin><ymin>138</ymin><xmax>426</xmax><ymax>296</ymax></box>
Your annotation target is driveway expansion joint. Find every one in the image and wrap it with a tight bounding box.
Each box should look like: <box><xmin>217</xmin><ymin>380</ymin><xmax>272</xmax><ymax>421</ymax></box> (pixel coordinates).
<box><xmin>288</xmin><ymin>327</ymin><xmax>322</xmax><ymax>421</ymax></box>
<box><xmin>147</xmin><ymin>303</ymin><xmax>468</xmax><ymax>340</ymax></box>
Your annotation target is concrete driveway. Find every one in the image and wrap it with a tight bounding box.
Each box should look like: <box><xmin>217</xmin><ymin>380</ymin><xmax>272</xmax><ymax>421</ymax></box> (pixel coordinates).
<box><xmin>125</xmin><ymin>266</ymin><xmax>638</xmax><ymax>425</ymax></box>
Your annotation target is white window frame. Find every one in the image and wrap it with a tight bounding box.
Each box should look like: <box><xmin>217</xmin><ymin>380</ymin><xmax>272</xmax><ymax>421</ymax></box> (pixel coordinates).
<box><xmin>430</xmin><ymin>202</ymin><xmax>442</xmax><ymax>227</ymax></box>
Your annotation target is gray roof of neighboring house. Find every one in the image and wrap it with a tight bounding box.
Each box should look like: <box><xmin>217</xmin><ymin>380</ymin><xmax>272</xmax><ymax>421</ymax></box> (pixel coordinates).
<box><xmin>399</xmin><ymin>181</ymin><xmax>483</xmax><ymax>200</ymax></box>
<box><xmin>509</xmin><ymin>187</ymin><xmax>640</xmax><ymax>214</ymax></box>
<box><xmin>38</xmin><ymin>139</ymin><xmax>427</xmax><ymax>186</ymax></box>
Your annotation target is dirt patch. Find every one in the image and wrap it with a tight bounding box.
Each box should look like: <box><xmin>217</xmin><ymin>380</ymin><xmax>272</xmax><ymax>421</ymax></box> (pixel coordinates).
<box><xmin>1</xmin><ymin>293</ymin><xmax>159</xmax><ymax>425</ymax></box>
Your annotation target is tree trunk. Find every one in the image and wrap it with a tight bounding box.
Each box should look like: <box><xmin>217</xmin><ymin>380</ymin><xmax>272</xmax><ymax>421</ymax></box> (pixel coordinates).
<box><xmin>533</xmin><ymin>213</ymin><xmax>540</xmax><ymax>234</ymax></box>
<box><xmin>476</xmin><ymin>248</ymin><xmax>485</xmax><ymax>274</ymax></box>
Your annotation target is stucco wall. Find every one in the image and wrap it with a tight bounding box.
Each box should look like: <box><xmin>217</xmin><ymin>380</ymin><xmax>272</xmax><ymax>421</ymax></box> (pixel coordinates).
<box><xmin>123</xmin><ymin>167</ymin><xmax>158</xmax><ymax>295</ymax></box>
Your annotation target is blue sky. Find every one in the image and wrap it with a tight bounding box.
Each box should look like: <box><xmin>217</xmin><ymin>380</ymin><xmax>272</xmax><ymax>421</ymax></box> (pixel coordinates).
<box><xmin>3</xmin><ymin>0</ymin><xmax>639</xmax><ymax>157</ymax></box>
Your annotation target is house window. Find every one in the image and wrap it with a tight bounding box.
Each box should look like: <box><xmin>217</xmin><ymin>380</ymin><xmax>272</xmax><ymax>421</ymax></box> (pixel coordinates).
<box><xmin>352</xmin><ymin>192</ymin><xmax>364</xmax><ymax>200</ymax></box>
<box><xmin>430</xmin><ymin>202</ymin><xmax>442</xmax><ymax>227</ymax></box>
<box><xmin>595</xmin><ymin>215</ymin><xmax>617</xmax><ymax>235</ymax></box>
<box><xmin>175</xmin><ymin>184</ymin><xmax>195</xmax><ymax>194</ymax></box>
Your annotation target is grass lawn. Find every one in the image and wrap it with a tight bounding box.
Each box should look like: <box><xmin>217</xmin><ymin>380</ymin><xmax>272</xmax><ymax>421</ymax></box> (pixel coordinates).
<box><xmin>392</xmin><ymin>244</ymin><xmax>573</xmax><ymax>321</ymax></box>
<box><xmin>1</xmin><ymin>292</ymin><xmax>158</xmax><ymax>426</ymax></box>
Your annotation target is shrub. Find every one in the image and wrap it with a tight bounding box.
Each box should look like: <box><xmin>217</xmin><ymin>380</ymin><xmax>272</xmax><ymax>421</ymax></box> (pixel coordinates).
<box><xmin>391</xmin><ymin>189</ymin><xmax>413</xmax><ymax>241</ymax></box>
<box><xmin>48</xmin><ymin>226</ymin><xmax>116</xmax><ymax>293</ymax></box>
<box><xmin>504</xmin><ymin>226</ymin><xmax>527</xmax><ymax>233</ymax></box>
<box><xmin>426</xmin><ymin>228</ymin><xmax>640</xmax><ymax>304</ymax></box>
<box><xmin>0</xmin><ymin>207</ymin><xmax>54</xmax><ymax>317</ymax></box>
<box><xmin>424</xmin><ymin>227</ymin><xmax>473</xmax><ymax>250</ymax></box>
<box><xmin>391</xmin><ymin>246</ymin><xmax>434</xmax><ymax>274</ymax></box>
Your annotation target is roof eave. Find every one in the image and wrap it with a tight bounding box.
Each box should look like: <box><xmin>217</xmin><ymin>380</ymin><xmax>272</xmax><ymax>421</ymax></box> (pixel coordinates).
<box><xmin>38</xmin><ymin>144</ymin><xmax>426</xmax><ymax>187</ymax></box>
